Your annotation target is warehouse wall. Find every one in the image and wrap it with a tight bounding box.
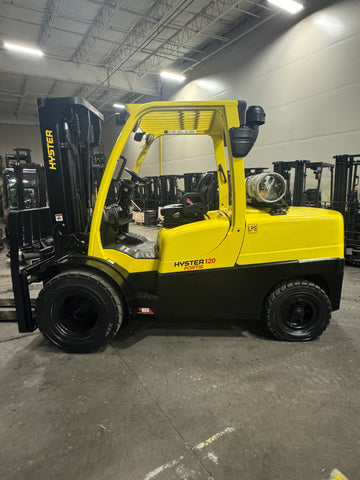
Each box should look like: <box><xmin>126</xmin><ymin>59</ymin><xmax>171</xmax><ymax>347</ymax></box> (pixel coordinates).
<box><xmin>0</xmin><ymin>124</ymin><xmax>43</xmax><ymax>164</ymax></box>
<box><xmin>102</xmin><ymin>0</ymin><xmax>360</xmax><ymax>189</ymax></box>
<box><xmin>168</xmin><ymin>0</ymin><xmax>360</xmax><ymax>175</ymax></box>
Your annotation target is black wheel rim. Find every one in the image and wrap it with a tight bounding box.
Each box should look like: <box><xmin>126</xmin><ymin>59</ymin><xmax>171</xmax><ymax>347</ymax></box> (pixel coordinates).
<box><xmin>52</xmin><ymin>291</ymin><xmax>101</xmax><ymax>338</ymax></box>
<box><xmin>280</xmin><ymin>294</ymin><xmax>319</xmax><ymax>336</ymax></box>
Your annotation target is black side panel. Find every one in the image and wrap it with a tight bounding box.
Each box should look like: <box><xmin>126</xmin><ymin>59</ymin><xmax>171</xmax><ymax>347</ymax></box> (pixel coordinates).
<box><xmin>155</xmin><ymin>259</ymin><xmax>344</xmax><ymax>320</ymax></box>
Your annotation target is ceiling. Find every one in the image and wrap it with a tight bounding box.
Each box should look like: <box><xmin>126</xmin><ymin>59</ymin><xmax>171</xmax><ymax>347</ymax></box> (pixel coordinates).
<box><xmin>0</xmin><ymin>0</ymin><xmax>290</xmax><ymax>125</ymax></box>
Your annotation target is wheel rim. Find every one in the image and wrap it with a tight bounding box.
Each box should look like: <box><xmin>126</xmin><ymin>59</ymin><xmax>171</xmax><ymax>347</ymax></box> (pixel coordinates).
<box><xmin>52</xmin><ymin>291</ymin><xmax>100</xmax><ymax>338</ymax></box>
<box><xmin>281</xmin><ymin>294</ymin><xmax>319</xmax><ymax>335</ymax></box>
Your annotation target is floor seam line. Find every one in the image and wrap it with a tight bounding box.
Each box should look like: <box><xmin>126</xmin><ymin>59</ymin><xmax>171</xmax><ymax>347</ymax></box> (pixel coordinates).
<box><xmin>111</xmin><ymin>344</ymin><xmax>216</xmax><ymax>480</ymax></box>
<box><xmin>0</xmin><ymin>333</ymin><xmax>38</xmax><ymax>344</ymax></box>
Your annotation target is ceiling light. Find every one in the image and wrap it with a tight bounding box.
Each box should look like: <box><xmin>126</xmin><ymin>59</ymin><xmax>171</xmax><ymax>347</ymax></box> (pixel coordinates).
<box><xmin>267</xmin><ymin>0</ymin><xmax>304</xmax><ymax>14</ymax></box>
<box><xmin>113</xmin><ymin>103</ymin><xmax>125</xmax><ymax>109</ymax></box>
<box><xmin>4</xmin><ymin>42</ymin><xmax>44</xmax><ymax>57</ymax></box>
<box><xmin>160</xmin><ymin>71</ymin><xmax>186</xmax><ymax>82</ymax></box>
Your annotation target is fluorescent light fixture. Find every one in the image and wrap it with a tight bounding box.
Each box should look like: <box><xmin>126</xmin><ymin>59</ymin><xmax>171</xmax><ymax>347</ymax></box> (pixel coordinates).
<box><xmin>160</xmin><ymin>71</ymin><xmax>186</xmax><ymax>82</ymax></box>
<box><xmin>267</xmin><ymin>0</ymin><xmax>304</xmax><ymax>14</ymax></box>
<box><xmin>113</xmin><ymin>103</ymin><xmax>126</xmax><ymax>109</ymax></box>
<box><xmin>4</xmin><ymin>42</ymin><xmax>44</xmax><ymax>57</ymax></box>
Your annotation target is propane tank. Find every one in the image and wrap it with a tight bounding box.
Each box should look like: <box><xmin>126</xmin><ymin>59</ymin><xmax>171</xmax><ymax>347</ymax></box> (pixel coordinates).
<box><xmin>246</xmin><ymin>172</ymin><xmax>286</xmax><ymax>204</ymax></box>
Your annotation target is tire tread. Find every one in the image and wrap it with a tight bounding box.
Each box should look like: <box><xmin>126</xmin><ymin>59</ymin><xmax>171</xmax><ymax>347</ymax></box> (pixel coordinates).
<box><xmin>36</xmin><ymin>268</ymin><xmax>123</xmax><ymax>353</ymax></box>
<box><xmin>265</xmin><ymin>279</ymin><xmax>331</xmax><ymax>342</ymax></box>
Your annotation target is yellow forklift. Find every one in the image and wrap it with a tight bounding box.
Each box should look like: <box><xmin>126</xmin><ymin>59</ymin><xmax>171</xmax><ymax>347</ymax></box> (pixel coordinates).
<box><xmin>8</xmin><ymin>97</ymin><xmax>344</xmax><ymax>353</ymax></box>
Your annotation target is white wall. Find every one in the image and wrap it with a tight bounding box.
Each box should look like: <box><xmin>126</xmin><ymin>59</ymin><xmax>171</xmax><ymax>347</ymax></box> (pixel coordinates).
<box><xmin>170</xmin><ymin>0</ymin><xmax>360</xmax><ymax>173</ymax></box>
<box><xmin>0</xmin><ymin>124</ymin><xmax>43</xmax><ymax>164</ymax></box>
<box><xmin>101</xmin><ymin>0</ymin><xmax>360</xmax><ymax>185</ymax></box>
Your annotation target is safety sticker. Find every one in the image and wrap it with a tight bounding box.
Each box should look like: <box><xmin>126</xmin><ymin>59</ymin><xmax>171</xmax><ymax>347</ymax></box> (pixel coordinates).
<box><xmin>164</xmin><ymin>130</ymin><xmax>197</xmax><ymax>134</ymax></box>
<box><xmin>55</xmin><ymin>214</ymin><xmax>63</xmax><ymax>222</ymax></box>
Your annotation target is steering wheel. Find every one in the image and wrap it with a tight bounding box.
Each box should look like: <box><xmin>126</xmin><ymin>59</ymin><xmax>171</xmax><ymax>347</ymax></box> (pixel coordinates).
<box><xmin>125</xmin><ymin>167</ymin><xmax>147</xmax><ymax>184</ymax></box>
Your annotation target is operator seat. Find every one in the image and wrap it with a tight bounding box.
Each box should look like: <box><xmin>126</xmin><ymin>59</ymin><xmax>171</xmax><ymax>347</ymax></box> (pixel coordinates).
<box><xmin>161</xmin><ymin>173</ymin><xmax>218</xmax><ymax>228</ymax></box>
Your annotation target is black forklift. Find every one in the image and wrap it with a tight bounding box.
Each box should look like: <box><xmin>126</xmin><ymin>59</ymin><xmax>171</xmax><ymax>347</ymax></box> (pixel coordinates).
<box><xmin>273</xmin><ymin>160</ymin><xmax>334</xmax><ymax>207</ymax></box>
<box><xmin>2</xmin><ymin>148</ymin><xmax>47</xmax><ymax>236</ymax></box>
<box><xmin>332</xmin><ymin>154</ymin><xmax>360</xmax><ymax>265</ymax></box>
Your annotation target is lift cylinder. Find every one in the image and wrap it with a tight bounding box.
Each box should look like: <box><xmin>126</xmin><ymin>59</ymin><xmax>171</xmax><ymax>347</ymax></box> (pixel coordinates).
<box><xmin>246</xmin><ymin>172</ymin><xmax>286</xmax><ymax>204</ymax></box>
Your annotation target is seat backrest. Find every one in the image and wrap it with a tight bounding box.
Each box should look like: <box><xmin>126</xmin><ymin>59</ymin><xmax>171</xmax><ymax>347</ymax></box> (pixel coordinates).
<box><xmin>197</xmin><ymin>173</ymin><xmax>218</xmax><ymax>210</ymax></box>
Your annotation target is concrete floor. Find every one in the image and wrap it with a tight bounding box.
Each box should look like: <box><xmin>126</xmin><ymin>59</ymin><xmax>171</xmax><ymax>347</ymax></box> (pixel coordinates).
<box><xmin>0</xmin><ymin>225</ymin><xmax>359</xmax><ymax>480</ymax></box>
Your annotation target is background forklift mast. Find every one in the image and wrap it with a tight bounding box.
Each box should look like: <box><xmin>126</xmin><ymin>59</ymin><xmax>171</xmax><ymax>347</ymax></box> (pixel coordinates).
<box><xmin>5</xmin><ymin>148</ymin><xmax>33</xmax><ymax>167</ymax></box>
<box><xmin>332</xmin><ymin>154</ymin><xmax>360</xmax><ymax>264</ymax></box>
<box><xmin>273</xmin><ymin>160</ymin><xmax>334</xmax><ymax>207</ymax></box>
<box><xmin>2</xmin><ymin>148</ymin><xmax>47</xmax><ymax>238</ymax></box>
<box><xmin>4</xmin><ymin>148</ymin><xmax>39</xmax><ymax>209</ymax></box>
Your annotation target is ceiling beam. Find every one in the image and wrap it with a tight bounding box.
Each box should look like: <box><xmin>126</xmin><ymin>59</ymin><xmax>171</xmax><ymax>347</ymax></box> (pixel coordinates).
<box><xmin>15</xmin><ymin>76</ymin><xmax>29</xmax><ymax>118</ymax></box>
<box><xmin>134</xmin><ymin>0</ymin><xmax>257</xmax><ymax>76</ymax></box>
<box><xmin>182</xmin><ymin>10</ymin><xmax>279</xmax><ymax>74</ymax></box>
<box><xmin>0</xmin><ymin>114</ymin><xmax>39</xmax><ymax>126</ymax></box>
<box><xmin>81</xmin><ymin>0</ymin><xmax>192</xmax><ymax>100</ymax></box>
<box><xmin>37</xmin><ymin>0</ymin><xmax>63</xmax><ymax>50</ymax></box>
<box><xmin>71</xmin><ymin>0</ymin><xmax>124</xmax><ymax>65</ymax></box>
<box><xmin>0</xmin><ymin>51</ymin><xmax>159</xmax><ymax>97</ymax></box>
<box><xmin>103</xmin><ymin>0</ymin><xmax>193</xmax><ymax>74</ymax></box>
<box><xmin>48</xmin><ymin>80</ymin><xmax>62</xmax><ymax>95</ymax></box>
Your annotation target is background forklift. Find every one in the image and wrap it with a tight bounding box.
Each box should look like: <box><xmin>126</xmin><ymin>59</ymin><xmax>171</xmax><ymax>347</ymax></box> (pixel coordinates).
<box><xmin>273</xmin><ymin>156</ymin><xmax>359</xmax><ymax>264</ymax></box>
<box><xmin>332</xmin><ymin>154</ymin><xmax>360</xmax><ymax>265</ymax></box>
<box><xmin>2</xmin><ymin>148</ymin><xmax>47</xmax><ymax>237</ymax></box>
<box><xmin>273</xmin><ymin>160</ymin><xmax>334</xmax><ymax>207</ymax></box>
<box><xmin>8</xmin><ymin>97</ymin><xmax>344</xmax><ymax>353</ymax></box>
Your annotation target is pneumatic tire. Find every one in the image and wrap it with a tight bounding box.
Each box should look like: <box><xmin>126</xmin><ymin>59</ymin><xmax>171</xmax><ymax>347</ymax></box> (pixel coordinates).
<box><xmin>264</xmin><ymin>280</ymin><xmax>331</xmax><ymax>341</ymax></box>
<box><xmin>36</xmin><ymin>269</ymin><xmax>123</xmax><ymax>353</ymax></box>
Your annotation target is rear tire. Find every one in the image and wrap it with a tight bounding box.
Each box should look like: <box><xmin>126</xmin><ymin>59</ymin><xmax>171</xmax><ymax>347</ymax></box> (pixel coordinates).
<box><xmin>36</xmin><ymin>269</ymin><xmax>123</xmax><ymax>353</ymax></box>
<box><xmin>264</xmin><ymin>280</ymin><xmax>331</xmax><ymax>341</ymax></box>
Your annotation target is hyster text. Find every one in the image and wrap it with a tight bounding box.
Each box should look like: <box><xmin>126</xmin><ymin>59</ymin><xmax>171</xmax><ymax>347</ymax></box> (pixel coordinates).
<box><xmin>45</xmin><ymin>130</ymin><xmax>56</xmax><ymax>170</ymax></box>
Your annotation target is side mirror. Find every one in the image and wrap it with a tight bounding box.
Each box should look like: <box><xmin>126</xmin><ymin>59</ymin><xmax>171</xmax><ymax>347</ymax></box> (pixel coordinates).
<box><xmin>246</xmin><ymin>105</ymin><xmax>265</xmax><ymax>129</ymax></box>
<box><xmin>134</xmin><ymin>131</ymin><xmax>146</xmax><ymax>142</ymax></box>
<box><xmin>229</xmin><ymin>105</ymin><xmax>265</xmax><ymax>158</ymax></box>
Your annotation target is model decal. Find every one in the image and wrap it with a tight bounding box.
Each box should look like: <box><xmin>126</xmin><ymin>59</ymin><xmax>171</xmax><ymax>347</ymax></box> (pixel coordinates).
<box><xmin>45</xmin><ymin>130</ymin><xmax>56</xmax><ymax>170</ymax></box>
<box><xmin>173</xmin><ymin>258</ymin><xmax>216</xmax><ymax>271</ymax></box>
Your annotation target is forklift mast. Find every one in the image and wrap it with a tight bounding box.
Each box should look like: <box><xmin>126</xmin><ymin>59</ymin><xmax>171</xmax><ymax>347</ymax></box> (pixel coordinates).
<box><xmin>332</xmin><ymin>154</ymin><xmax>360</xmax><ymax>263</ymax></box>
<box><xmin>332</xmin><ymin>154</ymin><xmax>360</xmax><ymax>214</ymax></box>
<box><xmin>273</xmin><ymin>160</ymin><xmax>310</xmax><ymax>206</ymax></box>
<box><xmin>37</xmin><ymin>97</ymin><xmax>103</xmax><ymax>249</ymax></box>
<box><xmin>304</xmin><ymin>162</ymin><xmax>334</xmax><ymax>208</ymax></box>
<box><xmin>5</xmin><ymin>148</ymin><xmax>32</xmax><ymax>167</ymax></box>
<box><xmin>273</xmin><ymin>160</ymin><xmax>334</xmax><ymax>208</ymax></box>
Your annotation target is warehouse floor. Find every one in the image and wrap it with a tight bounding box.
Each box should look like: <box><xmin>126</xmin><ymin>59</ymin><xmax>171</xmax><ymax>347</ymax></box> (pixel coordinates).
<box><xmin>0</xmin><ymin>225</ymin><xmax>359</xmax><ymax>480</ymax></box>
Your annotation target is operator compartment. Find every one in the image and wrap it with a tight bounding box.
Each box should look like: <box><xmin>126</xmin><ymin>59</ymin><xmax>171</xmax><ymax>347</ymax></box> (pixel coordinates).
<box><xmin>99</xmin><ymin>103</ymin><xmax>235</xmax><ymax>271</ymax></box>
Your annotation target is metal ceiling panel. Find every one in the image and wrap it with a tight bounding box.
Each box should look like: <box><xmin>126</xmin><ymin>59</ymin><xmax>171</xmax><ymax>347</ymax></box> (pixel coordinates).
<box><xmin>58</xmin><ymin>0</ymin><xmax>100</xmax><ymax>23</ymax></box>
<box><xmin>0</xmin><ymin>0</ymin><xmax>291</xmax><ymax>123</ymax></box>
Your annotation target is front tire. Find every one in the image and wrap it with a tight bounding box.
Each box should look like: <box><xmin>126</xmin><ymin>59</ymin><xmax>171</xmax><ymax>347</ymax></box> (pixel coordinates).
<box><xmin>264</xmin><ymin>280</ymin><xmax>331</xmax><ymax>341</ymax></box>
<box><xmin>36</xmin><ymin>269</ymin><xmax>123</xmax><ymax>353</ymax></box>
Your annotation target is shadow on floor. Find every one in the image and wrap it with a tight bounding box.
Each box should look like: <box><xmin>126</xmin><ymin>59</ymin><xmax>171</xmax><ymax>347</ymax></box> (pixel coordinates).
<box><xmin>112</xmin><ymin>316</ymin><xmax>274</xmax><ymax>349</ymax></box>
